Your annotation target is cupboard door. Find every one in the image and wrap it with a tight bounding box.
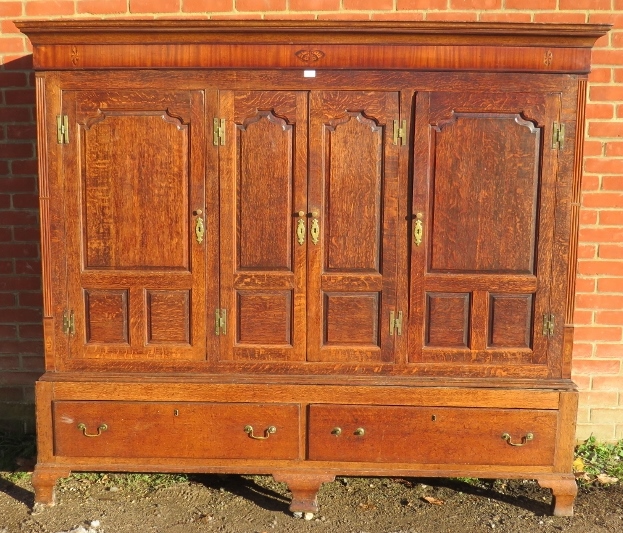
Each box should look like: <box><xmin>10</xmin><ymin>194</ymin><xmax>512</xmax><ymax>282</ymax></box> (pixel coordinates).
<box><xmin>409</xmin><ymin>91</ymin><xmax>560</xmax><ymax>376</ymax></box>
<box><xmin>308</xmin><ymin>92</ymin><xmax>400</xmax><ymax>363</ymax></box>
<box><xmin>219</xmin><ymin>91</ymin><xmax>308</xmax><ymax>361</ymax></box>
<box><xmin>63</xmin><ymin>89</ymin><xmax>209</xmax><ymax>361</ymax></box>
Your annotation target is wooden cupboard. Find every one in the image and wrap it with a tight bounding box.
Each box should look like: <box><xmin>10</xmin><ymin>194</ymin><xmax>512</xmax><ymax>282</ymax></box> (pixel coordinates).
<box><xmin>17</xmin><ymin>20</ymin><xmax>609</xmax><ymax>517</ymax></box>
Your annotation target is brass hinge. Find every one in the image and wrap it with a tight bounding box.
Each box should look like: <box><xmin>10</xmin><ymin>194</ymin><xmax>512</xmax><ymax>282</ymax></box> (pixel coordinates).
<box><xmin>542</xmin><ymin>314</ymin><xmax>555</xmax><ymax>337</ymax></box>
<box><xmin>215</xmin><ymin>309</ymin><xmax>227</xmax><ymax>336</ymax></box>
<box><xmin>57</xmin><ymin>115</ymin><xmax>69</xmax><ymax>144</ymax></box>
<box><xmin>213</xmin><ymin>118</ymin><xmax>225</xmax><ymax>146</ymax></box>
<box><xmin>393</xmin><ymin>119</ymin><xmax>407</xmax><ymax>146</ymax></box>
<box><xmin>389</xmin><ymin>310</ymin><xmax>403</xmax><ymax>336</ymax></box>
<box><xmin>552</xmin><ymin>122</ymin><xmax>565</xmax><ymax>150</ymax></box>
<box><xmin>62</xmin><ymin>309</ymin><xmax>75</xmax><ymax>336</ymax></box>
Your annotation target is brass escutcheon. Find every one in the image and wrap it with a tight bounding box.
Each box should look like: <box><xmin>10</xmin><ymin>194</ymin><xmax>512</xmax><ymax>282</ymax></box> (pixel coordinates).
<box><xmin>244</xmin><ymin>425</ymin><xmax>277</xmax><ymax>440</ymax></box>
<box><xmin>414</xmin><ymin>213</ymin><xmax>423</xmax><ymax>246</ymax></box>
<box><xmin>310</xmin><ymin>217</ymin><xmax>320</xmax><ymax>245</ymax></box>
<box><xmin>296</xmin><ymin>217</ymin><xmax>306</xmax><ymax>245</ymax></box>
<box><xmin>195</xmin><ymin>214</ymin><xmax>205</xmax><ymax>244</ymax></box>
<box><xmin>501</xmin><ymin>432</ymin><xmax>534</xmax><ymax>447</ymax></box>
<box><xmin>77</xmin><ymin>423</ymin><xmax>108</xmax><ymax>438</ymax></box>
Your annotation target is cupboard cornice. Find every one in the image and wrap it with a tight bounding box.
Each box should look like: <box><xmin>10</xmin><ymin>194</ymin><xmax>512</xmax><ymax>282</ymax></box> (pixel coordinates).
<box><xmin>18</xmin><ymin>20</ymin><xmax>610</xmax><ymax>73</ymax></box>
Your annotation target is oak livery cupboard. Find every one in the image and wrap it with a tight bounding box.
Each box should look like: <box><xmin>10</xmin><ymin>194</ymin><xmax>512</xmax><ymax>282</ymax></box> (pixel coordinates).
<box><xmin>17</xmin><ymin>20</ymin><xmax>609</xmax><ymax>516</ymax></box>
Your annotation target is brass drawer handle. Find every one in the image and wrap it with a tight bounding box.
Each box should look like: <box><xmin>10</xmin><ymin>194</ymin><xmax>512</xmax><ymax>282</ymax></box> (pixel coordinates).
<box><xmin>77</xmin><ymin>423</ymin><xmax>108</xmax><ymax>438</ymax></box>
<box><xmin>331</xmin><ymin>427</ymin><xmax>342</xmax><ymax>436</ymax></box>
<box><xmin>354</xmin><ymin>427</ymin><xmax>365</xmax><ymax>436</ymax></box>
<box><xmin>244</xmin><ymin>425</ymin><xmax>277</xmax><ymax>440</ymax></box>
<box><xmin>501</xmin><ymin>432</ymin><xmax>534</xmax><ymax>446</ymax></box>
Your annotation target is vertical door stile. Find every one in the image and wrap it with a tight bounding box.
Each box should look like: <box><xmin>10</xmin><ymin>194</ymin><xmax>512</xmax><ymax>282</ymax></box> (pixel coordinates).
<box><xmin>204</xmin><ymin>89</ymin><xmax>221</xmax><ymax>361</ymax></box>
<box><xmin>43</xmin><ymin>75</ymin><xmax>70</xmax><ymax>369</ymax></box>
<box><xmin>63</xmin><ymin>91</ymin><xmax>79</xmax><ymax>363</ymax></box>
<box><xmin>395</xmin><ymin>89</ymin><xmax>415</xmax><ymax>366</ymax></box>
<box><xmin>381</xmin><ymin>94</ymin><xmax>401</xmax><ymax>363</ymax></box>
<box><xmin>408</xmin><ymin>91</ymin><xmax>431</xmax><ymax>363</ymax></box>
<box><xmin>218</xmin><ymin>90</ymin><xmax>236</xmax><ymax>361</ymax></box>
<box><xmin>189</xmin><ymin>89</ymin><xmax>208</xmax><ymax>360</ymax></box>
<box><xmin>293</xmin><ymin>91</ymin><xmax>309</xmax><ymax>362</ymax></box>
<box><xmin>535</xmin><ymin>95</ymin><xmax>564</xmax><ymax>374</ymax></box>
<box><xmin>306</xmin><ymin>91</ymin><xmax>323</xmax><ymax>362</ymax></box>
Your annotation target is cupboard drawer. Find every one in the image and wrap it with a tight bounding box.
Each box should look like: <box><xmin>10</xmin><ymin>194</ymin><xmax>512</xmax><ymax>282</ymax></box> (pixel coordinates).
<box><xmin>53</xmin><ymin>401</ymin><xmax>300</xmax><ymax>460</ymax></box>
<box><xmin>308</xmin><ymin>405</ymin><xmax>557</xmax><ymax>466</ymax></box>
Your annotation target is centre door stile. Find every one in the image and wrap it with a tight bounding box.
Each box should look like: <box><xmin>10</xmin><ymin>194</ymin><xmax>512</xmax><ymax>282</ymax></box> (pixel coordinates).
<box><xmin>407</xmin><ymin>91</ymin><xmax>431</xmax><ymax>366</ymax></box>
<box><xmin>395</xmin><ymin>89</ymin><xmax>417</xmax><ymax>367</ymax></box>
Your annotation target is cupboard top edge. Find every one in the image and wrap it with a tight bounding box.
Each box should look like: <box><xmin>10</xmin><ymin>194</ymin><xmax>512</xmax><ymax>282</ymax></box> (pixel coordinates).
<box><xmin>17</xmin><ymin>20</ymin><xmax>610</xmax><ymax>47</ymax></box>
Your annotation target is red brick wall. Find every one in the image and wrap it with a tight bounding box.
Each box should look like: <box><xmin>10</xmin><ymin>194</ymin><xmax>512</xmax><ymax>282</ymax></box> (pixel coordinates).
<box><xmin>0</xmin><ymin>1</ymin><xmax>621</xmax><ymax>440</ymax></box>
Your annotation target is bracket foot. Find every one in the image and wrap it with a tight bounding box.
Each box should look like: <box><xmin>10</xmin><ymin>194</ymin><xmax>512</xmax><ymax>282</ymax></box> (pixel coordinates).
<box><xmin>273</xmin><ymin>472</ymin><xmax>334</xmax><ymax>514</ymax></box>
<box><xmin>538</xmin><ymin>476</ymin><xmax>578</xmax><ymax>516</ymax></box>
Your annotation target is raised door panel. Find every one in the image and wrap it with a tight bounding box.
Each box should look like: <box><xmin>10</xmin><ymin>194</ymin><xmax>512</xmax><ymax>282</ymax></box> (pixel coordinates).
<box><xmin>409</xmin><ymin>91</ymin><xmax>559</xmax><ymax>376</ymax></box>
<box><xmin>219</xmin><ymin>91</ymin><xmax>308</xmax><ymax>361</ymax></box>
<box><xmin>63</xmin><ymin>89</ymin><xmax>209</xmax><ymax>361</ymax></box>
<box><xmin>308</xmin><ymin>92</ymin><xmax>400</xmax><ymax>363</ymax></box>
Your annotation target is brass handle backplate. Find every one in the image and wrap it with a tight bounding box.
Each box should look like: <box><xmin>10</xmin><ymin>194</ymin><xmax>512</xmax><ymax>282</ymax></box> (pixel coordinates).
<box><xmin>244</xmin><ymin>425</ymin><xmax>277</xmax><ymax>440</ymax></box>
<box><xmin>310</xmin><ymin>217</ymin><xmax>320</xmax><ymax>245</ymax></box>
<box><xmin>414</xmin><ymin>213</ymin><xmax>423</xmax><ymax>246</ymax></box>
<box><xmin>501</xmin><ymin>432</ymin><xmax>534</xmax><ymax>447</ymax></box>
<box><xmin>194</xmin><ymin>210</ymin><xmax>205</xmax><ymax>244</ymax></box>
<box><xmin>77</xmin><ymin>423</ymin><xmax>108</xmax><ymax>438</ymax></box>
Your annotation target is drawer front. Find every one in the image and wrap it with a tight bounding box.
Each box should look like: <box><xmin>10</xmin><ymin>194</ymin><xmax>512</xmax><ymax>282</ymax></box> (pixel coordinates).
<box><xmin>53</xmin><ymin>401</ymin><xmax>300</xmax><ymax>460</ymax></box>
<box><xmin>308</xmin><ymin>404</ymin><xmax>557</xmax><ymax>466</ymax></box>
